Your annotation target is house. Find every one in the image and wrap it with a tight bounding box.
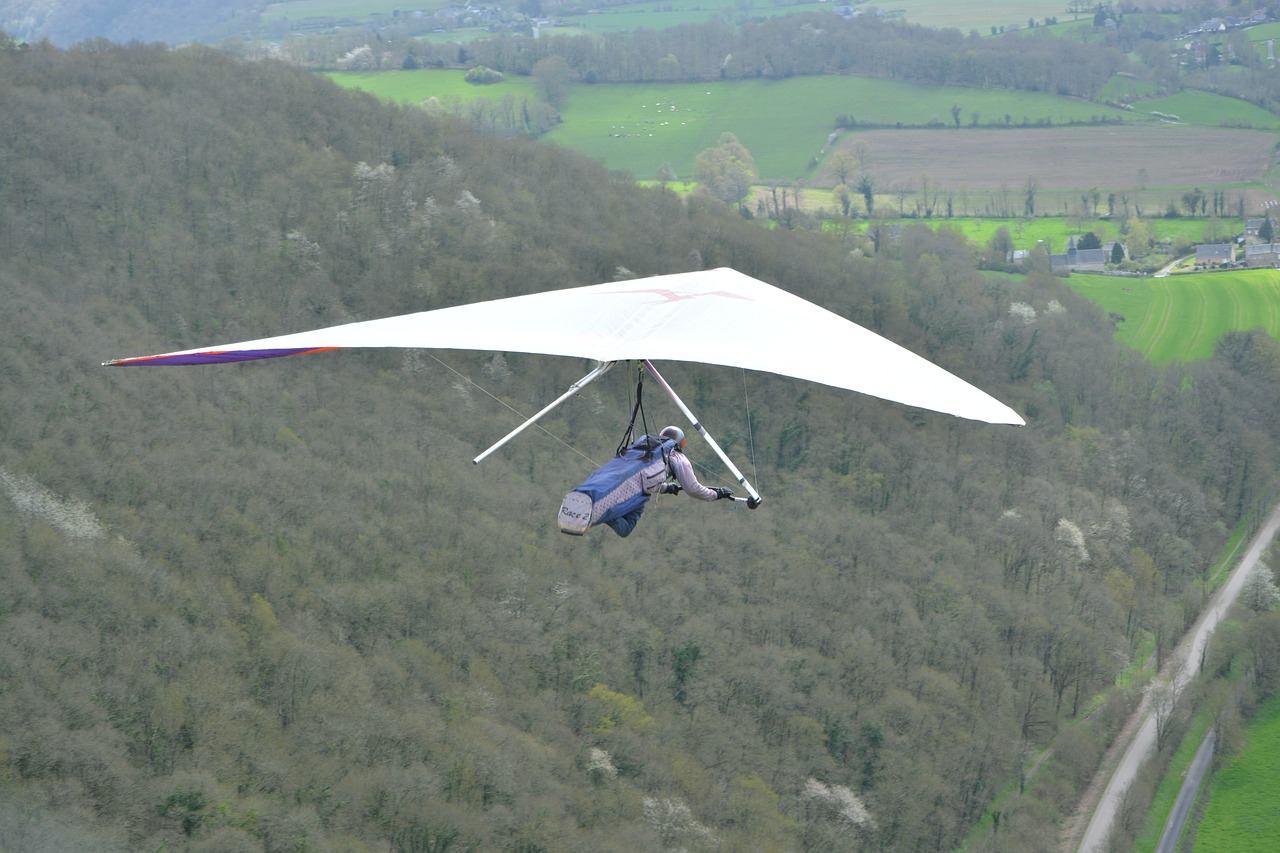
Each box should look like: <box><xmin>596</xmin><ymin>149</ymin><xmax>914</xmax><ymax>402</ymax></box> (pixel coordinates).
<box><xmin>1246</xmin><ymin>218</ymin><xmax>1266</xmax><ymax>239</ymax></box>
<box><xmin>1195</xmin><ymin>243</ymin><xmax>1235</xmax><ymax>266</ymax></box>
<box><xmin>1049</xmin><ymin>236</ymin><xmax>1112</xmax><ymax>272</ymax></box>
<box><xmin>1245</xmin><ymin>243</ymin><xmax>1280</xmax><ymax>267</ymax></box>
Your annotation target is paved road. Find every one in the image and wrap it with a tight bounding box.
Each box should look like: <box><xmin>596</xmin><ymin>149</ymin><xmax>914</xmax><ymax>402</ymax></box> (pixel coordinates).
<box><xmin>1074</xmin><ymin>504</ymin><xmax>1280</xmax><ymax>853</ymax></box>
<box><xmin>1154</xmin><ymin>728</ymin><xmax>1216</xmax><ymax>853</ymax></box>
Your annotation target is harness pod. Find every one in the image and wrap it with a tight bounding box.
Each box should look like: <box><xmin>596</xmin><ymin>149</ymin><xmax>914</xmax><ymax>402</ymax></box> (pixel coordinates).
<box><xmin>558</xmin><ymin>435</ymin><xmax>677</xmax><ymax>536</ymax></box>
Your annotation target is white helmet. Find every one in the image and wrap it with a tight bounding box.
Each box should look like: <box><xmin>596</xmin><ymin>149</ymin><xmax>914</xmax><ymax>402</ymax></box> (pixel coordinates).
<box><xmin>660</xmin><ymin>425</ymin><xmax>686</xmax><ymax>448</ymax></box>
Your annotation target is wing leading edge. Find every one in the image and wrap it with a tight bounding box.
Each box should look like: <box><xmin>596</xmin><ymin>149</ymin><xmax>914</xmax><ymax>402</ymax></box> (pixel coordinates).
<box><xmin>105</xmin><ymin>268</ymin><xmax>1023</xmax><ymax>425</ymax></box>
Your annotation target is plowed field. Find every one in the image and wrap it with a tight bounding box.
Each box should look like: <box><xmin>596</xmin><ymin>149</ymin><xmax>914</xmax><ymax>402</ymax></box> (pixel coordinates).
<box><xmin>829</xmin><ymin>125</ymin><xmax>1276</xmax><ymax>190</ymax></box>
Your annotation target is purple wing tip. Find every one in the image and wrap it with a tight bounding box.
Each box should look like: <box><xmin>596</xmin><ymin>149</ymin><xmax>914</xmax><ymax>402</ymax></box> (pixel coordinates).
<box><xmin>105</xmin><ymin>347</ymin><xmax>340</xmax><ymax>366</ymax></box>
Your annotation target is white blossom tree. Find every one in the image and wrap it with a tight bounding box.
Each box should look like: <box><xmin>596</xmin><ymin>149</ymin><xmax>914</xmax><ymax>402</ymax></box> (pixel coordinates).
<box><xmin>1241</xmin><ymin>561</ymin><xmax>1280</xmax><ymax>612</ymax></box>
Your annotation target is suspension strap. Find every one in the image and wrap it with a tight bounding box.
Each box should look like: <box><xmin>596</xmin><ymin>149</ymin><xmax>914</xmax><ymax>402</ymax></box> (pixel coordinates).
<box><xmin>615</xmin><ymin>362</ymin><xmax>648</xmax><ymax>457</ymax></box>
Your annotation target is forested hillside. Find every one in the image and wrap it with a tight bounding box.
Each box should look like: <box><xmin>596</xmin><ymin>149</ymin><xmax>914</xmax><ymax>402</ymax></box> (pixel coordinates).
<box><xmin>4</xmin><ymin>39</ymin><xmax>1280</xmax><ymax>853</ymax></box>
<box><xmin>0</xmin><ymin>0</ymin><xmax>259</xmax><ymax>46</ymax></box>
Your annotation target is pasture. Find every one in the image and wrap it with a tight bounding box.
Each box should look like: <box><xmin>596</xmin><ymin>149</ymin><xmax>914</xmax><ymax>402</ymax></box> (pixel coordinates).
<box><xmin>913</xmin><ymin>217</ymin><xmax>1242</xmax><ymax>256</ymax></box>
<box><xmin>262</xmin><ymin>0</ymin><xmax>435</xmax><ymax>24</ymax></box>
<box><xmin>327</xmin><ymin>69</ymin><xmax>542</xmax><ymax>105</ymax></box>
<box><xmin>544</xmin><ymin>0</ymin><xmax>830</xmax><ymax>36</ymax></box>
<box><xmin>263</xmin><ymin>0</ymin><xmax>1077</xmax><ymax>37</ymax></box>
<box><xmin>331</xmin><ymin>69</ymin><xmax>1275</xmax><ymax>212</ymax></box>
<box><xmin>542</xmin><ymin>76</ymin><xmax>1146</xmax><ymax>180</ymax></box>
<box><xmin>1138</xmin><ymin>90</ymin><xmax>1280</xmax><ymax>130</ymax></box>
<box><xmin>866</xmin><ymin>0</ymin><xmax>1090</xmax><ymax>31</ymax></box>
<box><xmin>1066</xmin><ymin>269</ymin><xmax>1280</xmax><ymax>366</ymax></box>
<box><xmin>1193</xmin><ymin>693</ymin><xmax>1280</xmax><ymax>852</ymax></box>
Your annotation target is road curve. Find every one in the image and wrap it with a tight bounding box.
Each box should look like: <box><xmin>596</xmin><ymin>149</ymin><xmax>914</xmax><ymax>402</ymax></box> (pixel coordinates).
<box><xmin>1074</xmin><ymin>504</ymin><xmax>1280</xmax><ymax>853</ymax></box>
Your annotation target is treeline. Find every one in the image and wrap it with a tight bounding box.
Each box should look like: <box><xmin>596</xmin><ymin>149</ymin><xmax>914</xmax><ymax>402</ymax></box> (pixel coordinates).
<box><xmin>4</xmin><ymin>38</ymin><xmax>1280</xmax><ymax>853</ymax></box>
<box><xmin>276</xmin><ymin>14</ymin><xmax>1128</xmax><ymax>99</ymax></box>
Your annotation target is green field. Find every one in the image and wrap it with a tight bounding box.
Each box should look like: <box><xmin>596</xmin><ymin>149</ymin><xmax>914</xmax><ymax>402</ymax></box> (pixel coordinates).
<box><xmin>334</xmin><ymin>70</ymin><xmax>1147</xmax><ymax>180</ymax></box>
<box><xmin>924</xmin><ymin>217</ymin><xmax>1241</xmax><ymax>256</ymax></box>
<box><xmin>544</xmin><ymin>77</ymin><xmax>1144</xmax><ymax>179</ymax></box>
<box><xmin>869</xmin><ymin>0</ymin><xmax>1090</xmax><ymax>31</ymax></box>
<box><xmin>328</xmin><ymin>70</ymin><xmax>1274</xmax><ymax>196</ymax></box>
<box><xmin>266</xmin><ymin>0</ymin><xmax>1079</xmax><ymax>37</ymax></box>
<box><xmin>545</xmin><ymin>0</ymin><xmax>830</xmax><ymax>36</ymax></box>
<box><xmin>263</xmin><ymin>0</ymin><xmax>434</xmax><ymax>23</ymax></box>
<box><xmin>1139</xmin><ymin>90</ymin><xmax>1280</xmax><ymax>130</ymax></box>
<box><xmin>1067</xmin><ymin>269</ymin><xmax>1280</xmax><ymax>366</ymax></box>
<box><xmin>327</xmin><ymin>69</ymin><xmax>542</xmax><ymax>105</ymax></box>
<box><xmin>1194</xmin><ymin>693</ymin><xmax>1280</xmax><ymax>852</ymax></box>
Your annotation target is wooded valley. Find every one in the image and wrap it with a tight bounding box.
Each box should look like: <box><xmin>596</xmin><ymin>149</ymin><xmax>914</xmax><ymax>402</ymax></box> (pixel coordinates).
<box><xmin>4</xmin><ymin>37</ymin><xmax>1280</xmax><ymax>852</ymax></box>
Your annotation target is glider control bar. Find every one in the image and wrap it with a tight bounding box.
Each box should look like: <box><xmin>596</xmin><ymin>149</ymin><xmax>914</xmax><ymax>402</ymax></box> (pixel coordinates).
<box><xmin>473</xmin><ymin>360</ymin><xmax>618</xmax><ymax>465</ymax></box>
<box><xmin>642</xmin><ymin>359</ymin><xmax>763</xmax><ymax>509</ymax></box>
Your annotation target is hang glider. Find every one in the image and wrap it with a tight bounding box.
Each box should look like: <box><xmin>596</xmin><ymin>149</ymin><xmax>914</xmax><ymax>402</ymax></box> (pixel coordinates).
<box><xmin>106</xmin><ymin>268</ymin><xmax>1023</xmax><ymax>506</ymax></box>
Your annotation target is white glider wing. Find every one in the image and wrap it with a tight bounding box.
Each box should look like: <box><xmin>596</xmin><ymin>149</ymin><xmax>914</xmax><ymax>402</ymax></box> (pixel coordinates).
<box><xmin>106</xmin><ymin>267</ymin><xmax>1023</xmax><ymax>425</ymax></box>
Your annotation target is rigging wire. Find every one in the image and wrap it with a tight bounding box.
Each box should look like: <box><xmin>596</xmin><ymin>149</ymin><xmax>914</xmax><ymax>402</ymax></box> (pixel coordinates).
<box><xmin>741</xmin><ymin>368</ymin><xmax>761</xmax><ymax>494</ymax></box>
<box><xmin>425</xmin><ymin>352</ymin><xmax>603</xmax><ymax>468</ymax></box>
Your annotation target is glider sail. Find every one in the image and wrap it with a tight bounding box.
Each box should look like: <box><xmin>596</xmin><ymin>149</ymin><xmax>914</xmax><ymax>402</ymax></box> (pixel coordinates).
<box><xmin>105</xmin><ymin>268</ymin><xmax>1023</xmax><ymax>427</ymax></box>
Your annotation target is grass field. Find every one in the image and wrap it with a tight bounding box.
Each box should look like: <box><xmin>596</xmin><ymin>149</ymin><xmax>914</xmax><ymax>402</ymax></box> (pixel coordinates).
<box><xmin>868</xmin><ymin>0</ymin><xmax>1091</xmax><ymax>31</ymax></box>
<box><xmin>327</xmin><ymin>69</ymin><xmax>543</xmax><ymax>105</ymax></box>
<box><xmin>544</xmin><ymin>77</ymin><xmax>1152</xmax><ymax>180</ymax></box>
<box><xmin>543</xmin><ymin>0</ymin><xmax>829</xmax><ymax>36</ymax></box>
<box><xmin>1138</xmin><ymin>90</ymin><xmax>1280</xmax><ymax>130</ymax></box>
<box><xmin>913</xmin><ymin>217</ymin><xmax>1242</xmax><ymax>256</ymax></box>
<box><xmin>262</xmin><ymin>0</ymin><xmax>437</xmax><ymax>24</ymax></box>
<box><xmin>1067</xmin><ymin>269</ymin><xmax>1280</xmax><ymax>366</ymax></box>
<box><xmin>1194</xmin><ymin>693</ymin><xmax>1280</xmax><ymax>852</ymax></box>
<box><xmin>329</xmin><ymin>70</ymin><xmax>1276</xmax><ymax>203</ymax></box>
<box><xmin>264</xmin><ymin>0</ymin><xmax>1080</xmax><ymax>37</ymax></box>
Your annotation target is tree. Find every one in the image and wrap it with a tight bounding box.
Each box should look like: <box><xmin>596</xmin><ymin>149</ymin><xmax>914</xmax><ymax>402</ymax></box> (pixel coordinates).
<box><xmin>1023</xmin><ymin>176</ymin><xmax>1038</xmax><ymax>216</ymax></box>
<box><xmin>1148</xmin><ymin>676</ymin><xmax>1181</xmax><ymax>751</ymax></box>
<box><xmin>833</xmin><ymin>183</ymin><xmax>853</xmax><ymax>217</ymax></box>
<box><xmin>693</xmin><ymin>132</ymin><xmax>756</xmax><ymax>206</ymax></box>
<box><xmin>856</xmin><ymin>173</ymin><xmax>875</xmax><ymax>216</ymax></box>
<box><xmin>1241</xmin><ymin>562</ymin><xmax>1280</xmax><ymax>612</ymax></box>
<box><xmin>1076</xmin><ymin>231</ymin><xmax>1102</xmax><ymax>250</ymax></box>
<box><xmin>1123</xmin><ymin>216</ymin><xmax>1151</xmax><ymax>258</ymax></box>
<box><xmin>989</xmin><ymin>226</ymin><xmax>1014</xmax><ymax>263</ymax></box>
<box><xmin>827</xmin><ymin>150</ymin><xmax>858</xmax><ymax>186</ymax></box>
<box><xmin>532</xmin><ymin>56</ymin><xmax>572</xmax><ymax>109</ymax></box>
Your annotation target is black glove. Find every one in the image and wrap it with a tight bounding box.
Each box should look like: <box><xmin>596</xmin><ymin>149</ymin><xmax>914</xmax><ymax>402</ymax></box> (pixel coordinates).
<box><xmin>661</xmin><ymin>483</ymin><xmax>682</xmax><ymax>495</ymax></box>
<box><xmin>713</xmin><ymin>487</ymin><xmax>735</xmax><ymax>501</ymax></box>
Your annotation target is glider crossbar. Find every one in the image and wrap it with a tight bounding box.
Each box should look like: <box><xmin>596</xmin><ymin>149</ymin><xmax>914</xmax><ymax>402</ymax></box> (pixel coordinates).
<box><xmin>642</xmin><ymin>360</ymin><xmax>762</xmax><ymax>509</ymax></box>
<box><xmin>473</xmin><ymin>361</ymin><xmax>617</xmax><ymax>465</ymax></box>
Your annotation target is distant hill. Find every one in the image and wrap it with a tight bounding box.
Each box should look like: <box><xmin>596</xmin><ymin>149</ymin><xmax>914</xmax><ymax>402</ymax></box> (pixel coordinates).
<box><xmin>0</xmin><ymin>0</ymin><xmax>260</xmax><ymax>46</ymax></box>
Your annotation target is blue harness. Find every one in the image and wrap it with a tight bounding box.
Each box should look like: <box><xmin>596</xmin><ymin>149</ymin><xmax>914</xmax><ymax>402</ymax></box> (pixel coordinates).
<box><xmin>574</xmin><ymin>435</ymin><xmax>677</xmax><ymax>532</ymax></box>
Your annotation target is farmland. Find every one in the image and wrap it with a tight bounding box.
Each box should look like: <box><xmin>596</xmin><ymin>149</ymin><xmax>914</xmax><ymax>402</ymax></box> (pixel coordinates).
<box><xmin>541</xmin><ymin>76</ymin><xmax>1143</xmax><ymax>181</ymax></box>
<box><xmin>330</xmin><ymin>69</ymin><xmax>1278</xmax><ymax>219</ymax></box>
<box><xmin>263</xmin><ymin>0</ymin><xmax>1078</xmax><ymax>40</ymax></box>
<box><xmin>826</xmin><ymin>125</ymin><xmax>1275</xmax><ymax>206</ymax></box>
<box><xmin>903</xmin><ymin>217</ymin><xmax>1239</xmax><ymax>256</ymax></box>
<box><xmin>328</xmin><ymin>69</ymin><xmax>542</xmax><ymax>105</ymax></box>
<box><xmin>1193</xmin><ymin>693</ymin><xmax>1280</xmax><ymax>853</ymax></box>
<box><xmin>1066</xmin><ymin>270</ymin><xmax>1280</xmax><ymax>366</ymax></box>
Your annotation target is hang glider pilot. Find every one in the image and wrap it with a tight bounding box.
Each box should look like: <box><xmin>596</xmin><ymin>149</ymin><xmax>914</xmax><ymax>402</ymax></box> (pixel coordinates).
<box><xmin>558</xmin><ymin>426</ymin><xmax>734</xmax><ymax>536</ymax></box>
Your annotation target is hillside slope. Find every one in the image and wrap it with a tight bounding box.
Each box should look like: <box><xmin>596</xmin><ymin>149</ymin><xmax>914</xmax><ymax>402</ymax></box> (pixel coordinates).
<box><xmin>3</xmin><ymin>39</ymin><xmax>1280</xmax><ymax>853</ymax></box>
